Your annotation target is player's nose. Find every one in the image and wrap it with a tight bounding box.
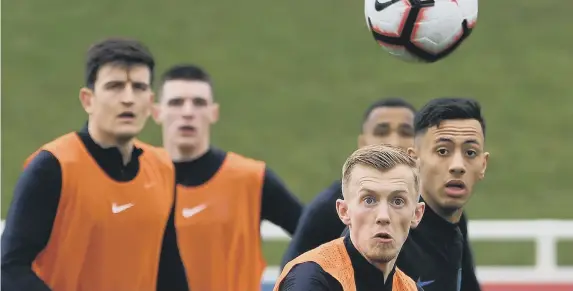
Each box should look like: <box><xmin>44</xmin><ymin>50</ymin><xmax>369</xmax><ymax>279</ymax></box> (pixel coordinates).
<box><xmin>181</xmin><ymin>100</ymin><xmax>195</xmax><ymax>118</ymax></box>
<box><xmin>386</xmin><ymin>133</ymin><xmax>400</xmax><ymax>148</ymax></box>
<box><xmin>448</xmin><ymin>153</ymin><xmax>466</xmax><ymax>175</ymax></box>
<box><xmin>375</xmin><ymin>203</ymin><xmax>391</xmax><ymax>225</ymax></box>
<box><xmin>119</xmin><ymin>87</ymin><xmax>136</xmax><ymax>105</ymax></box>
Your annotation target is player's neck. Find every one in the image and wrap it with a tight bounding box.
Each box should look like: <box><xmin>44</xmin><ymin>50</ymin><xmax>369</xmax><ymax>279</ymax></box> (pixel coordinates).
<box><xmin>421</xmin><ymin>193</ymin><xmax>463</xmax><ymax>223</ymax></box>
<box><xmin>350</xmin><ymin>233</ymin><xmax>396</xmax><ymax>283</ymax></box>
<box><xmin>87</xmin><ymin>123</ymin><xmax>134</xmax><ymax>165</ymax></box>
<box><xmin>165</xmin><ymin>140</ymin><xmax>210</xmax><ymax>162</ymax></box>
<box><xmin>374</xmin><ymin>259</ymin><xmax>396</xmax><ymax>284</ymax></box>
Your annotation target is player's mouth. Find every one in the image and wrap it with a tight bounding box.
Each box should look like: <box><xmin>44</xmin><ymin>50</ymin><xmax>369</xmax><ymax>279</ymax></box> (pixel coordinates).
<box><xmin>374</xmin><ymin>232</ymin><xmax>393</xmax><ymax>243</ymax></box>
<box><xmin>444</xmin><ymin>180</ymin><xmax>467</xmax><ymax>197</ymax></box>
<box><xmin>117</xmin><ymin>112</ymin><xmax>136</xmax><ymax>121</ymax></box>
<box><xmin>178</xmin><ymin>125</ymin><xmax>197</xmax><ymax>136</ymax></box>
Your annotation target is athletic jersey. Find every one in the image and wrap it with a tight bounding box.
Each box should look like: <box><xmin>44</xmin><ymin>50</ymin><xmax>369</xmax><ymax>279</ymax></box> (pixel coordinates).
<box><xmin>175</xmin><ymin>152</ymin><xmax>266</xmax><ymax>291</ymax></box>
<box><xmin>27</xmin><ymin>133</ymin><xmax>174</xmax><ymax>291</ymax></box>
<box><xmin>276</xmin><ymin>237</ymin><xmax>419</xmax><ymax>291</ymax></box>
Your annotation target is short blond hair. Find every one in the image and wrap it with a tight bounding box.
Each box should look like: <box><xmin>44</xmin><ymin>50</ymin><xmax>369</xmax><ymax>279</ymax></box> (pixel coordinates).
<box><xmin>341</xmin><ymin>144</ymin><xmax>419</xmax><ymax>197</ymax></box>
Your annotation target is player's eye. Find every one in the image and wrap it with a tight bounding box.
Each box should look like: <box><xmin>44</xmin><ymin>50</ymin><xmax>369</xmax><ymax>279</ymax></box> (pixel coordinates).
<box><xmin>193</xmin><ymin>98</ymin><xmax>208</xmax><ymax>107</ymax></box>
<box><xmin>132</xmin><ymin>83</ymin><xmax>149</xmax><ymax>91</ymax></box>
<box><xmin>363</xmin><ymin>196</ymin><xmax>376</xmax><ymax>205</ymax></box>
<box><xmin>373</xmin><ymin>127</ymin><xmax>390</xmax><ymax>136</ymax></box>
<box><xmin>168</xmin><ymin>99</ymin><xmax>184</xmax><ymax>107</ymax></box>
<box><xmin>105</xmin><ymin>82</ymin><xmax>125</xmax><ymax>90</ymax></box>
<box><xmin>392</xmin><ymin>197</ymin><xmax>405</xmax><ymax>206</ymax></box>
<box><xmin>437</xmin><ymin>148</ymin><xmax>449</xmax><ymax>156</ymax></box>
<box><xmin>466</xmin><ymin>150</ymin><xmax>477</xmax><ymax>158</ymax></box>
<box><xmin>399</xmin><ymin>127</ymin><xmax>414</xmax><ymax>137</ymax></box>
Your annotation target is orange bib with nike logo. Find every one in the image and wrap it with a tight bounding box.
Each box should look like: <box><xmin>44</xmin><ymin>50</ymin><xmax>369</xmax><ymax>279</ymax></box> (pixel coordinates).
<box><xmin>276</xmin><ymin>238</ymin><xmax>418</xmax><ymax>291</ymax></box>
<box><xmin>27</xmin><ymin>133</ymin><xmax>174</xmax><ymax>291</ymax></box>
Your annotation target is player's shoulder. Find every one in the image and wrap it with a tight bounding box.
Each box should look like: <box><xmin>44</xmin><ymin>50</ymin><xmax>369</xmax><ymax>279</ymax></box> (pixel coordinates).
<box><xmin>287</xmin><ymin>261</ymin><xmax>327</xmax><ymax>277</ymax></box>
<box><xmin>227</xmin><ymin>151</ymin><xmax>264</xmax><ymax>164</ymax></box>
<box><xmin>40</xmin><ymin>132</ymin><xmax>82</xmax><ymax>152</ymax></box>
<box><xmin>281</xmin><ymin>261</ymin><xmax>338</xmax><ymax>290</ymax></box>
<box><xmin>136</xmin><ymin>143</ymin><xmax>173</xmax><ymax>167</ymax></box>
<box><xmin>24</xmin><ymin>132</ymin><xmax>80</xmax><ymax>168</ymax></box>
<box><xmin>225</xmin><ymin>150</ymin><xmax>266</xmax><ymax>172</ymax></box>
<box><xmin>23</xmin><ymin>149</ymin><xmax>61</xmax><ymax>173</ymax></box>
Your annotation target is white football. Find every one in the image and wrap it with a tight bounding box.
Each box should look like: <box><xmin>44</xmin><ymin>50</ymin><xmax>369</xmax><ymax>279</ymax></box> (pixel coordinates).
<box><xmin>365</xmin><ymin>0</ymin><xmax>478</xmax><ymax>63</ymax></box>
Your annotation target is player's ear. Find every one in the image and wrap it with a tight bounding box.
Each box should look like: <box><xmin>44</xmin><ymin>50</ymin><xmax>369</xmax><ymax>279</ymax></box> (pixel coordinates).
<box><xmin>210</xmin><ymin>102</ymin><xmax>220</xmax><ymax>124</ymax></box>
<box><xmin>151</xmin><ymin>103</ymin><xmax>161</xmax><ymax>124</ymax></box>
<box><xmin>407</xmin><ymin>147</ymin><xmax>417</xmax><ymax>159</ymax></box>
<box><xmin>479</xmin><ymin>151</ymin><xmax>489</xmax><ymax>180</ymax></box>
<box><xmin>147</xmin><ymin>92</ymin><xmax>155</xmax><ymax>117</ymax></box>
<box><xmin>410</xmin><ymin>201</ymin><xmax>425</xmax><ymax>229</ymax></box>
<box><xmin>79</xmin><ymin>87</ymin><xmax>95</xmax><ymax>114</ymax></box>
<box><xmin>336</xmin><ymin>199</ymin><xmax>351</xmax><ymax>226</ymax></box>
<box><xmin>357</xmin><ymin>134</ymin><xmax>366</xmax><ymax>149</ymax></box>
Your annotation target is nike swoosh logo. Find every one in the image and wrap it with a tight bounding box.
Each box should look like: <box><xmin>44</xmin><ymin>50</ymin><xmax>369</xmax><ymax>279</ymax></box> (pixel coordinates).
<box><xmin>417</xmin><ymin>278</ymin><xmax>435</xmax><ymax>287</ymax></box>
<box><xmin>182</xmin><ymin>204</ymin><xmax>207</xmax><ymax>218</ymax></box>
<box><xmin>112</xmin><ymin>203</ymin><xmax>134</xmax><ymax>214</ymax></box>
<box><xmin>375</xmin><ymin>0</ymin><xmax>400</xmax><ymax>11</ymax></box>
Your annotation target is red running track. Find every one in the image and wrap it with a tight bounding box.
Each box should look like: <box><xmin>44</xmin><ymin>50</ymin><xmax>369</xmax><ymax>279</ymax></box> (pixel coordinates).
<box><xmin>483</xmin><ymin>284</ymin><xmax>573</xmax><ymax>291</ymax></box>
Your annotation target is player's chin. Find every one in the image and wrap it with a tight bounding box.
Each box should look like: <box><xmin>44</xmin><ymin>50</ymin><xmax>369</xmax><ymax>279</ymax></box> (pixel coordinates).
<box><xmin>114</xmin><ymin>126</ymin><xmax>143</xmax><ymax>141</ymax></box>
<box><xmin>440</xmin><ymin>195</ymin><xmax>468</xmax><ymax>211</ymax></box>
<box><xmin>176</xmin><ymin>139</ymin><xmax>198</xmax><ymax>150</ymax></box>
<box><xmin>367</xmin><ymin>248</ymin><xmax>398</xmax><ymax>264</ymax></box>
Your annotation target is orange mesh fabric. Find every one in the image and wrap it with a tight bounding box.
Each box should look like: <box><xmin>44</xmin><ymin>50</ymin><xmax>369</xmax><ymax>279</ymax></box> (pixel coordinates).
<box><xmin>275</xmin><ymin>237</ymin><xmax>418</xmax><ymax>291</ymax></box>
<box><xmin>394</xmin><ymin>267</ymin><xmax>418</xmax><ymax>291</ymax></box>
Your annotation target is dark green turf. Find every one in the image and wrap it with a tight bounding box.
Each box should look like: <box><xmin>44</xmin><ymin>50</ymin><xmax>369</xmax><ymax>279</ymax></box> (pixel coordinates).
<box><xmin>2</xmin><ymin>0</ymin><xmax>572</xmax><ymax>266</ymax></box>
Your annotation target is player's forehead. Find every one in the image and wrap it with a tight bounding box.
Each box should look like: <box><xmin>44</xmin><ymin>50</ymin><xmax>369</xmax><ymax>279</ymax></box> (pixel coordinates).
<box><xmin>96</xmin><ymin>64</ymin><xmax>150</xmax><ymax>85</ymax></box>
<box><xmin>425</xmin><ymin>119</ymin><xmax>484</xmax><ymax>145</ymax></box>
<box><xmin>349</xmin><ymin>164</ymin><xmax>416</xmax><ymax>195</ymax></box>
<box><xmin>161</xmin><ymin>80</ymin><xmax>212</xmax><ymax>101</ymax></box>
<box><xmin>366</xmin><ymin>107</ymin><xmax>414</xmax><ymax>126</ymax></box>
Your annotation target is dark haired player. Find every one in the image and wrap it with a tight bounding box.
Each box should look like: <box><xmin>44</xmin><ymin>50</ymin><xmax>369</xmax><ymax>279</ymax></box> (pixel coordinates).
<box><xmin>151</xmin><ymin>64</ymin><xmax>304</xmax><ymax>291</ymax></box>
<box><xmin>1</xmin><ymin>38</ymin><xmax>188</xmax><ymax>291</ymax></box>
<box><xmin>281</xmin><ymin>98</ymin><xmax>416</xmax><ymax>267</ymax></box>
<box><xmin>398</xmin><ymin>97</ymin><xmax>486</xmax><ymax>291</ymax></box>
<box><xmin>342</xmin><ymin>97</ymin><xmax>486</xmax><ymax>291</ymax></box>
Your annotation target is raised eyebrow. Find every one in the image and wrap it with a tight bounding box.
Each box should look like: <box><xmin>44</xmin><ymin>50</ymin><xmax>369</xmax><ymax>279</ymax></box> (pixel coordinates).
<box><xmin>464</xmin><ymin>139</ymin><xmax>480</xmax><ymax>145</ymax></box>
<box><xmin>435</xmin><ymin>137</ymin><xmax>454</xmax><ymax>144</ymax></box>
<box><xmin>389</xmin><ymin>189</ymin><xmax>408</xmax><ymax>196</ymax></box>
<box><xmin>132</xmin><ymin>81</ymin><xmax>149</xmax><ymax>87</ymax></box>
<box><xmin>373</xmin><ymin>122</ymin><xmax>390</xmax><ymax>128</ymax></box>
<box><xmin>104</xmin><ymin>80</ymin><xmax>125</xmax><ymax>86</ymax></box>
<box><xmin>358</xmin><ymin>188</ymin><xmax>380</xmax><ymax>198</ymax></box>
<box><xmin>192</xmin><ymin>96</ymin><xmax>209</xmax><ymax>101</ymax></box>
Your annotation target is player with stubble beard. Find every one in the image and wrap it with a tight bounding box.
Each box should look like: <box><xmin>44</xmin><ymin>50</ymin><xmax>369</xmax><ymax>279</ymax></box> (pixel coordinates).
<box><xmin>276</xmin><ymin>145</ymin><xmax>424</xmax><ymax>291</ymax></box>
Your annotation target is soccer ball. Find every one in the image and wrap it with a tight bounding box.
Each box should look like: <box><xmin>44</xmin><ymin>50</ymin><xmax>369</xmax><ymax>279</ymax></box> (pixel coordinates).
<box><xmin>365</xmin><ymin>0</ymin><xmax>478</xmax><ymax>63</ymax></box>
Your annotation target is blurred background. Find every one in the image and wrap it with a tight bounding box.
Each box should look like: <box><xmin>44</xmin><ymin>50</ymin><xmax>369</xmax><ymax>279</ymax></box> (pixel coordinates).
<box><xmin>2</xmin><ymin>0</ymin><xmax>572</xmax><ymax>290</ymax></box>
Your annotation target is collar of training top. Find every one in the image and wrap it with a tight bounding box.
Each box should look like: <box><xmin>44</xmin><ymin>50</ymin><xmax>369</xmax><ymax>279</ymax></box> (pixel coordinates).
<box><xmin>417</xmin><ymin>196</ymin><xmax>463</xmax><ymax>239</ymax></box>
<box><xmin>343</xmin><ymin>233</ymin><xmax>396</xmax><ymax>289</ymax></box>
<box><xmin>173</xmin><ymin>147</ymin><xmax>227</xmax><ymax>186</ymax></box>
<box><xmin>77</xmin><ymin>122</ymin><xmax>143</xmax><ymax>170</ymax></box>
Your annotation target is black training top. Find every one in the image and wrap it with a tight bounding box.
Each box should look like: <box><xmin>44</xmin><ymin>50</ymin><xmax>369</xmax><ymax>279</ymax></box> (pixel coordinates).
<box><xmin>395</xmin><ymin>200</ymin><xmax>481</xmax><ymax>291</ymax></box>
<box><xmin>278</xmin><ymin>234</ymin><xmax>423</xmax><ymax>291</ymax></box>
<box><xmin>339</xmin><ymin>199</ymin><xmax>482</xmax><ymax>291</ymax></box>
<box><xmin>282</xmin><ymin>180</ymin><xmax>481</xmax><ymax>291</ymax></box>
